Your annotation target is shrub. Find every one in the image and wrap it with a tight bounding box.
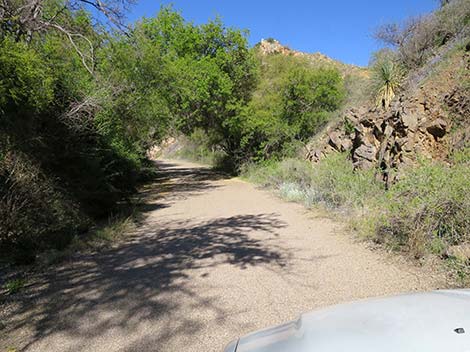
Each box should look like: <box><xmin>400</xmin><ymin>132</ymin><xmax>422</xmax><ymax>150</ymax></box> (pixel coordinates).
<box><xmin>365</xmin><ymin>159</ymin><xmax>470</xmax><ymax>258</ymax></box>
<box><xmin>235</xmin><ymin>53</ymin><xmax>344</xmax><ymax>163</ymax></box>
<box><xmin>244</xmin><ymin>151</ymin><xmax>470</xmax><ymax>281</ymax></box>
<box><xmin>0</xmin><ymin>151</ymin><xmax>86</xmax><ymax>263</ymax></box>
<box><xmin>374</xmin><ymin>0</ymin><xmax>470</xmax><ymax>69</ymax></box>
<box><xmin>242</xmin><ymin>154</ymin><xmax>383</xmax><ymax>211</ymax></box>
<box><xmin>0</xmin><ymin>37</ymin><xmax>54</xmax><ymax>112</ymax></box>
<box><xmin>370</xmin><ymin>58</ymin><xmax>404</xmax><ymax>109</ymax></box>
<box><xmin>282</xmin><ymin>67</ymin><xmax>345</xmax><ymax>140</ymax></box>
<box><xmin>4</xmin><ymin>278</ymin><xmax>26</xmax><ymax>295</ymax></box>
<box><xmin>307</xmin><ymin>153</ymin><xmax>383</xmax><ymax>210</ymax></box>
<box><xmin>279</xmin><ymin>182</ymin><xmax>306</xmax><ymax>202</ymax></box>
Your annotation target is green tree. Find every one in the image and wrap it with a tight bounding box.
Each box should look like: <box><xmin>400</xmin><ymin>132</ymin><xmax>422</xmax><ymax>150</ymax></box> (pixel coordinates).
<box><xmin>282</xmin><ymin>67</ymin><xmax>344</xmax><ymax>140</ymax></box>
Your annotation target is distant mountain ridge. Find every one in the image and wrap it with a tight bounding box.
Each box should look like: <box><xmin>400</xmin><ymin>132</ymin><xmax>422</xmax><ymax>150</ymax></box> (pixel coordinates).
<box><xmin>256</xmin><ymin>38</ymin><xmax>369</xmax><ymax>78</ymax></box>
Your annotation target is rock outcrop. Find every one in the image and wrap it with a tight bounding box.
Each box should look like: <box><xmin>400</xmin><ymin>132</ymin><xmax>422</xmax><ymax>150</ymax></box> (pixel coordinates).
<box><xmin>257</xmin><ymin>39</ymin><xmax>369</xmax><ymax>79</ymax></box>
<box><xmin>258</xmin><ymin>39</ymin><xmax>296</xmax><ymax>56</ymax></box>
<box><xmin>307</xmin><ymin>87</ymin><xmax>452</xmax><ymax>186</ymax></box>
<box><xmin>305</xmin><ymin>35</ymin><xmax>469</xmax><ymax>187</ymax></box>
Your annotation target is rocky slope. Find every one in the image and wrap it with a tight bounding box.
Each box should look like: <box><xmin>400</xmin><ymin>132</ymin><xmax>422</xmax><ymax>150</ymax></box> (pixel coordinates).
<box><xmin>257</xmin><ymin>39</ymin><xmax>369</xmax><ymax>79</ymax></box>
<box><xmin>306</xmin><ymin>41</ymin><xmax>470</xmax><ymax>185</ymax></box>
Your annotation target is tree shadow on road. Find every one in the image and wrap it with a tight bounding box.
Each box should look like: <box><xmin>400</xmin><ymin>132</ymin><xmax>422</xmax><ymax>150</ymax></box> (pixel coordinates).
<box><xmin>133</xmin><ymin>160</ymin><xmax>229</xmax><ymax>220</ymax></box>
<box><xmin>147</xmin><ymin>160</ymin><xmax>228</xmax><ymax>197</ymax></box>
<box><xmin>2</xmin><ymin>213</ymin><xmax>289</xmax><ymax>351</ymax></box>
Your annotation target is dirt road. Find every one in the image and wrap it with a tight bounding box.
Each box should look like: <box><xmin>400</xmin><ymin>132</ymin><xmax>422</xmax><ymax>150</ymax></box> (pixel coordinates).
<box><xmin>1</xmin><ymin>159</ymin><xmax>442</xmax><ymax>351</ymax></box>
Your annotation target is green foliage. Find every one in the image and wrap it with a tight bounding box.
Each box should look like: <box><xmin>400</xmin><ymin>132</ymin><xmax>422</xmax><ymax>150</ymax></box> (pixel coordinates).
<box><xmin>362</xmin><ymin>159</ymin><xmax>470</xmax><ymax>258</ymax></box>
<box><xmin>370</xmin><ymin>53</ymin><xmax>404</xmax><ymax>109</ymax></box>
<box><xmin>305</xmin><ymin>153</ymin><xmax>382</xmax><ymax>209</ymax></box>
<box><xmin>242</xmin><ymin>153</ymin><xmax>383</xmax><ymax>211</ymax></box>
<box><xmin>0</xmin><ymin>37</ymin><xmax>54</xmax><ymax>112</ymax></box>
<box><xmin>4</xmin><ymin>278</ymin><xmax>26</xmax><ymax>295</ymax></box>
<box><xmin>233</xmin><ymin>54</ymin><xmax>344</xmax><ymax>164</ymax></box>
<box><xmin>282</xmin><ymin>67</ymin><xmax>344</xmax><ymax>139</ymax></box>
<box><xmin>247</xmin><ymin>152</ymin><xmax>470</xmax><ymax>281</ymax></box>
<box><xmin>0</xmin><ymin>4</ymin><xmax>262</xmax><ymax>261</ymax></box>
<box><xmin>131</xmin><ymin>7</ymin><xmax>258</xmax><ymax>168</ymax></box>
<box><xmin>0</xmin><ymin>1</ymin><xmax>161</xmax><ymax>262</ymax></box>
<box><xmin>343</xmin><ymin>117</ymin><xmax>355</xmax><ymax>135</ymax></box>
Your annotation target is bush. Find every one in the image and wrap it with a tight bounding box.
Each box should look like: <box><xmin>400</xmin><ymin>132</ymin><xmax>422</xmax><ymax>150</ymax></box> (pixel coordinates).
<box><xmin>245</xmin><ymin>152</ymin><xmax>470</xmax><ymax>278</ymax></box>
<box><xmin>282</xmin><ymin>67</ymin><xmax>344</xmax><ymax>140</ymax></box>
<box><xmin>0</xmin><ymin>9</ymin><xmax>155</xmax><ymax>263</ymax></box>
<box><xmin>375</xmin><ymin>0</ymin><xmax>470</xmax><ymax>69</ymax></box>
<box><xmin>364</xmin><ymin>159</ymin><xmax>470</xmax><ymax>258</ymax></box>
<box><xmin>369</xmin><ymin>52</ymin><xmax>404</xmax><ymax>109</ymax></box>
<box><xmin>234</xmin><ymin>53</ymin><xmax>344</xmax><ymax>163</ymax></box>
<box><xmin>0</xmin><ymin>37</ymin><xmax>54</xmax><ymax>112</ymax></box>
<box><xmin>0</xmin><ymin>151</ymin><xmax>86</xmax><ymax>263</ymax></box>
<box><xmin>242</xmin><ymin>154</ymin><xmax>383</xmax><ymax>211</ymax></box>
<box><xmin>307</xmin><ymin>154</ymin><xmax>383</xmax><ymax>210</ymax></box>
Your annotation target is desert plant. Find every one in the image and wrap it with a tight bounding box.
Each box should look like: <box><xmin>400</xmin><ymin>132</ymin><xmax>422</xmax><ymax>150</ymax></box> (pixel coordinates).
<box><xmin>242</xmin><ymin>154</ymin><xmax>383</xmax><ymax>211</ymax></box>
<box><xmin>371</xmin><ymin>59</ymin><xmax>404</xmax><ymax>109</ymax></box>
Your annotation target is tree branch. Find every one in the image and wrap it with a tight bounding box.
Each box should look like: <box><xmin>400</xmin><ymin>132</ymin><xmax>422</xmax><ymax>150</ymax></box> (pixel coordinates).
<box><xmin>47</xmin><ymin>22</ymin><xmax>94</xmax><ymax>75</ymax></box>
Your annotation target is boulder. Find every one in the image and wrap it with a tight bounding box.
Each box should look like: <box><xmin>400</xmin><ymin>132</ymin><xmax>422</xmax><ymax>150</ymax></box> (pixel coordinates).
<box><xmin>327</xmin><ymin>131</ymin><xmax>343</xmax><ymax>151</ymax></box>
<box><xmin>354</xmin><ymin>144</ymin><xmax>377</xmax><ymax>162</ymax></box>
<box><xmin>341</xmin><ymin>138</ymin><xmax>353</xmax><ymax>151</ymax></box>
<box><xmin>353</xmin><ymin>158</ymin><xmax>375</xmax><ymax>170</ymax></box>
<box><xmin>401</xmin><ymin>113</ymin><xmax>419</xmax><ymax>131</ymax></box>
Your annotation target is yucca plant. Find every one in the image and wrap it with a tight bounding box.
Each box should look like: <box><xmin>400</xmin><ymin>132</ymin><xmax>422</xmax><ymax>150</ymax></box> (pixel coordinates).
<box><xmin>372</xmin><ymin>60</ymin><xmax>404</xmax><ymax>110</ymax></box>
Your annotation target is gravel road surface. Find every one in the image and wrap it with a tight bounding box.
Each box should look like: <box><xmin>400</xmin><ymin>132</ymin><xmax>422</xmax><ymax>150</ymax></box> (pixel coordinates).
<box><xmin>0</xmin><ymin>159</ymin><xmax>442</xmax><ymax>352</ymax></box>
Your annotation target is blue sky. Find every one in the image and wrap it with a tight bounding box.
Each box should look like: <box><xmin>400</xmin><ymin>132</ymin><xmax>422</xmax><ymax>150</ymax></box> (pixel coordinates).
<box><xmin>127</xmin><ymin>0</ymin><xmax>438</xmax><ymax>67</ymax></box>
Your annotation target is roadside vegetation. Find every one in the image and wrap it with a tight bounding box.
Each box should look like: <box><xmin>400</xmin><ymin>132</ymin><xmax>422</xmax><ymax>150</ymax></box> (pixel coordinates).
<box><xmin>172</xmin><ymin>51</ymin><xmax>345</xmax><ymax>169</ymax></box>
<box><xmin>242</xmin><ymin>155</ymin><xmax>382</xmax><ymax>212</ymax></box>
<box><xmin>242</xmin><ymin>149</ymin><xmax>469</xmax><ymax>284</ymax></box>
<box><xmin>0</xmin><ymin>2</ymin><xmax>259</xmax><ymax>264</ymax></box>
<box><xmin>242</xmin><ymin>0</ymin><xmax>470</xmax><ymax>284</ymax></box>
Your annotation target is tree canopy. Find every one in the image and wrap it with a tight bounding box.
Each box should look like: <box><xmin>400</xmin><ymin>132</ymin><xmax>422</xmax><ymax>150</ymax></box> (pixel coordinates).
<box><xmin>0</xmin><ymin>2</ymin><xmax>345</xmax><ymax>262</ymax></box>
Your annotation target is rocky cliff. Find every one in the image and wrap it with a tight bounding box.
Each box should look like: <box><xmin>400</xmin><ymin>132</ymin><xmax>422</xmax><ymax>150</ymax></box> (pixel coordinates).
<box><xmin>306</xmin><ymin>41</ymin><xmax>469</xmax><ymax>186</ymax></box>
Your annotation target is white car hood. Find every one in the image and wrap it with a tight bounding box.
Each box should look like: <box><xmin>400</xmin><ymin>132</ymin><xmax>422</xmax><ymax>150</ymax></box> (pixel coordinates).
<box><xmin>234</xmin><ymin>290</ymin><xmax>470</xmax><ymax>352</ymax></box>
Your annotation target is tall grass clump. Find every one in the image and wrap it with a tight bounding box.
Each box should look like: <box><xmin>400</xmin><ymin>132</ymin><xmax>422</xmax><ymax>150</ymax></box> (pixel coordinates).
<box><xmin>363</xmin><ymin>157</ymin><xmax>470</xmax><ymax>259</ymax></box>
<box><xmin>242</xmin><ymin>154</ymin><xmax>383</xmax><ymax>212</ymax></box>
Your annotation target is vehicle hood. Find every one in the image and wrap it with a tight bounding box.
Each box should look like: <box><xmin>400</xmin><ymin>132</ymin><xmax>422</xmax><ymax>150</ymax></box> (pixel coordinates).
<box><xmin>234</xmin><ymin>290</ymin><xmax>470</xmax><ymax>352</ymax></box>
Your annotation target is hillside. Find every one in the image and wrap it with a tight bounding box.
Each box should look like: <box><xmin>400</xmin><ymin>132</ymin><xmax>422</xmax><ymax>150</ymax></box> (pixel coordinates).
<box><xmin>307</xmin><ymin>24</ymin><xmax>470</xmax><ymax>184</ymax></box>
<box><xmin>243</xmin><ymin>0</ymin><xmax>469</xmax><ymax>283</ymax></box>
<box><xmin>244</xmin><ymin>35</ymin><xmax>468</xmax><ymax>176</ymax></box>
<box><xmin>255</xmin><ymin>37</ymin><xmax>469</xmax><ymax>179</ymax></box>
<box><xmin>254</xmin><ymin>38</ymin><xmax>372</xmax><ymax>117</ymax></box>
<box><xmin>257</xmin><ymin>38</ymin><xmax>369</xmax><ymax>79</ymax></box>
